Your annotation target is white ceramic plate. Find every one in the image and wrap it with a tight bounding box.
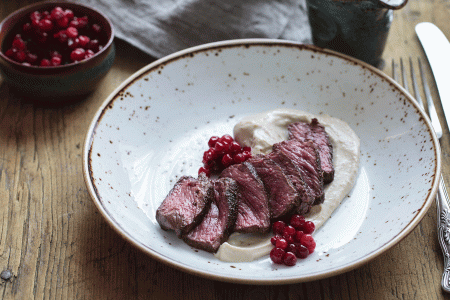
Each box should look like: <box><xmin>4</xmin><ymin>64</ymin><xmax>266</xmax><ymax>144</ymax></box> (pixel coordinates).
<box><xmin>83</xmin><ymin>40</ymin><xmax>440</xmax><ymax>284</ymax></box>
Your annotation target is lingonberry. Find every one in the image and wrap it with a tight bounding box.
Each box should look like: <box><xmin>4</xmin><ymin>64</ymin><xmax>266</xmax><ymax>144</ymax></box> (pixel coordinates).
<box><xmin>221</xmin><ymin>154</ymin><xmax>233</xmax><ymax>167</ymax></box>
<box><xmin>275</xmin><ymin>238</ymin><xmax>288</xmax><ymax>250</ymax></box>
<box><xmin>295</xmin><ymin>244</ymin><xmax>309</xmax><ymax>259</ymax></box>
<box><xmin>289</xmin><ymin>214</ymin><xmax>305</xmax><ymax>230</ymax></box>
<box><xmin>302</xmin><ymin>221</ymin><xmax>315</xmax><ymax>234</ymax></box>
<box><xmin>66</xmin><ymin>26</ymin><xmax>78</xmax><ymax>38</ymax></box>
<box><xmin>282</xmin><ymin>225</ymin><xmax>296</xmax><ymax>238</ymax></box>
<box><xmin>283</xmin><ymin>252</ymin><xmax>297</xmax><ymax>266</ymax></box>
<box><xmin>208</xmin><ymin>136</ymin><xmax>219</xmax><ymax>148</ymax></box>
<box><xmin>272</xmin><ymin>220</ymin><xmax>286</xmax><ymax>235</ymax></box>
<box><xmin>70</xmin><ymin>48</ymin><xmax>85</xmax><ymax>61</ymax></box>
<box><xmin>40</xmin><ymin>59</ymin><xmax>51</xmax><ymax>66</ymax></box>
<box><xmin>50</xmin><ymin>56</ymin><xmax>61</xmax><ymax>66</ymax></box>
<box><xmin>270</xmin><ymin>248</ymin><xmax>285</xmax><ymax>264</ymax></box>
<box><xmin>300</xmin><ymin>234</ymin><xmax>316</xmax><ymax>254</ymax></box>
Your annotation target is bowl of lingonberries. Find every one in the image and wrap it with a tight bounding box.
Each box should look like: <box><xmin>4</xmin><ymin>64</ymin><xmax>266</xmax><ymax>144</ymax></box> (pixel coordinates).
<box><xmin>0</xmin><ymin>1</ymin><xmax>115</xmax><ymax>102</ymax></box>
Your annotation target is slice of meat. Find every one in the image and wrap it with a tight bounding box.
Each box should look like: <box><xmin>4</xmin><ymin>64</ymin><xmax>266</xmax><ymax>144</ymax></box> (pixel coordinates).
<box><xmin>245</xmin><ymin>155</ymin><xmax>300</xmax><ymax>219</ymax></box>
<box><xmin>156</xmin><ymin>174</ymin><xmax>214</xmax><ymax>237</ymax></box>
<box><xmin>288</xmin><ymin>118</ymin><xmax>334</xmax><ymax>184</ymax></box>
<box><xmin>220</xmin><ymin>163</ymin><xmax>270</xmax><ymax>233</ymax></box>
<box><xmin>272</xmin><ymin>139</ymin><xmax>324</xmax><ymax>213</ymax></box>
<box><xmin>183</xmin><ymin>178</ymin><xmax>239</xmax><ymax>253</ymax></box>
<box><xmin>267</xmin><ymin>151</ymin><xmax>312</xmax><ymax>213</ymax></box>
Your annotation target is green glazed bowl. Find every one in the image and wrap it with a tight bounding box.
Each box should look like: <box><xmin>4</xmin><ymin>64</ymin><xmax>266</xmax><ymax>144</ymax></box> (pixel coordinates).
<box><xmin>0</xmin><ymin>1</ymin><xmax>115</xmax><ymax>102</ymax></box>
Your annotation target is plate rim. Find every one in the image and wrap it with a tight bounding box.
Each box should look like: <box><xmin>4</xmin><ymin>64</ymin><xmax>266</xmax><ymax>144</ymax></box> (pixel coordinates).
<box><xmin>82</xmin><ymin>39</ymin><xmax>441</xmax><ymax>284</ymax></box>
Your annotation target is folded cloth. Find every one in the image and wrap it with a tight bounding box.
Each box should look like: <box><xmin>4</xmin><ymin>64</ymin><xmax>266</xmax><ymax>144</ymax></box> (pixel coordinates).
<box><xmin>77</xmin><ymin>0</ymin><xmax>312</xmax><ymax>58</ymax></box>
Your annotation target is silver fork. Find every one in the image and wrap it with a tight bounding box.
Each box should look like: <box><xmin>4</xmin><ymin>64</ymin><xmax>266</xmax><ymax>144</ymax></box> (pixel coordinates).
<box><xmin>392</xmin><ymin>58</ymin><xmax>450</xmax><ymax>293</ymax></box>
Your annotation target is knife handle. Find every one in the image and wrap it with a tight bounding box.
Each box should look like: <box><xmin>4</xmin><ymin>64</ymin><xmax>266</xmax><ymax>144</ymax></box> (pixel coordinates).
<box><xmin>437</xmin><ymin>178</ymin><xmax>450</xmax><ymax>292</ymax></box>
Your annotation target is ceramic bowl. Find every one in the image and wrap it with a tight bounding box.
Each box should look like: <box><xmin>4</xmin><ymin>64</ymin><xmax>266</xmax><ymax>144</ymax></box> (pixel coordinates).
<box><xmin>0</xmin><ymin>1</ymin><xmax>115</xmax><ymax>102</ymax></box>
<box><xmin>83</xmin><ymin>40</ymin><xmax>440</xmax><ymax>284</ymax></box>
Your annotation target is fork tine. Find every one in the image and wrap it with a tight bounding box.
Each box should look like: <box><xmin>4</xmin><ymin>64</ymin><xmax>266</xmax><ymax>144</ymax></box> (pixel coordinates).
<box><xmin>392</xmin><ymin>59</ymin><xmax>398</xmax><ymax>81</ymax></box>
<box><xmin>400</xmin><ymin>58</ymin><xmax>409</xmax><ymax>93</ymax></box>
<box><xmin>409</xmin><ymin>57</ymin><xmax>425</xmax><ymax>109</ymax></box>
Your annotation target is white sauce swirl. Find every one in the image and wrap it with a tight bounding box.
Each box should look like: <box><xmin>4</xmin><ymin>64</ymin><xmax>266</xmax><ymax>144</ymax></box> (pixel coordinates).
<box><xmin>214</xmin><ymin>108</ymin><xmax>360</xmax><ymax>262</ymax></box>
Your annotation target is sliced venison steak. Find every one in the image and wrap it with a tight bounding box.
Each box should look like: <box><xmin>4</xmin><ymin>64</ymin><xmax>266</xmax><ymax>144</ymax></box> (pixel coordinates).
<box><xmin>267</xmin><ymin>151</ymin><xmax>311</xmax><ymax>214</ymax></box>
<box><xmin>156</xmin><ymin>174</ymin><xmax>214</xmax><ymax>237</ymax></box>
<box><xmin>272</xmin><ymin>139</ymin><xmax>324</xmax><ymax>213</ymax></box>
<box><xmin>245</xmin><ymin>155</ymin><xmax>300</xmax><ymax>219</ymax></box>
<box><xmin>220</xmin><ymin>163</ymin><xmax>271</xmax><ymax>233</ymax></box>
<box><xmin>183</xmin><ymin>177</ymin><xmax>239</xmax><ymax>253</ymax></box>
<box><xmin>288</xmin><ymin>118</ymin><xmax>334</xmax><ymax>184</ymax></box>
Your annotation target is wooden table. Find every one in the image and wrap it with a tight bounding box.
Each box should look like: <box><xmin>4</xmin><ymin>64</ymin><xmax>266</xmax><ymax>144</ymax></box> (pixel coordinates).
<box><xmin>1</xmin><ymin>1</ymin><xmax>450</xmax><ymax>299</ymax></box>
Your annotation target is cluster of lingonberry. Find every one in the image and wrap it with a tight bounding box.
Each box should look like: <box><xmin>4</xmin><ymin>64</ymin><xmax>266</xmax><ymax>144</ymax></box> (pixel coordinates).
<box><xmin>270</xmin><ymin>214</ymin><xmax>316</xmax><ymax>266</ymax></box>
<box><xmin>198</xmin><ymin>134</ymin><xmax>252</xmax><ymax>177</ymax></box>
<box><xmin>3</xmin><ymin>6</ymin><xmax>105</xmax><ymax>66</ymax></box>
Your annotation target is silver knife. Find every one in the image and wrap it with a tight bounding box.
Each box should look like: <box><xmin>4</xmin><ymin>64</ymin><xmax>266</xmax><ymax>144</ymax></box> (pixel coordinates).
<box><xmin>416</xmin><ymin>22</ymin><xmax>450</xmax><ymax>293</ymax></box>
<box><xmin>416</xmin><ymin>22</ymin><xmax>449</xmax><ymax>136</ymax></box>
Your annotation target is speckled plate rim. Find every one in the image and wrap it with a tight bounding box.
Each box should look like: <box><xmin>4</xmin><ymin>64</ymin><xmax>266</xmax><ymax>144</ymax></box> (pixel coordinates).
<box><xmin>82</xmin><ymin>39</ymin><xmax>441</xmax><ymax>285</ymax></box>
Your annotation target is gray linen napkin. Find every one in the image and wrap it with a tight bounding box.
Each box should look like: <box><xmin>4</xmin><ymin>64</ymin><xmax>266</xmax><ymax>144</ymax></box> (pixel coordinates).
<box><xmin>77</xmin><ymin>0</ymin><xmax>312</xmax><ymax>58</ymax></box>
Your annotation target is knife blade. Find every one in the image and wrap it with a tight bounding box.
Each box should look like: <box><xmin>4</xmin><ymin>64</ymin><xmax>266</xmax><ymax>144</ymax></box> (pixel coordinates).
<box><xmin>416</xmin><ymin>22</ymin><xmax>450</xmax><ymax>132</ymax></box>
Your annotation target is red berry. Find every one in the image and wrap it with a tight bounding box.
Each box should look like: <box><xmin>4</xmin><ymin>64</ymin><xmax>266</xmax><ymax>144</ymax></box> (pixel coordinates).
<box><xmin>40</xmin><ymin>59</ymin><xmax>51</xmax><ymax>67</ymax></box>
<box><xmin>220</xmin><ymin>134</ymin><xmax>234</xmax><ymax>144</ymax></box>
<box><xmin>51</xmin><ymin>56</ymin><xmax>61</xmax><ymax>66</ymax></box>
<box><xmin>243</xmin><ymin>146</ymin><xmax>251</xmax><ymax>152</ymax></box>
<box><xmin>30</xmin><ymin>11</ymin><xmax>41</xmax><ymax>21</ymax></box>
<box><xmin>302</xmin><ymin>221</ymin><xmax>315</xmax><ymax>234</ymax></box>
<box><xmin>214</xmin><ymin>141</ymin><xmax>226</xmax><ymax>154</ymax></box>
<box><xmin>76</xmin><ymin>16</ymin><xmax>88</xmax><ymax>28</ymax></box>
<box><xmin>70</xmin><ymin>48</ymin><xmax>85</xmax><ymax>61</ymax></box>
<box><xmin>66</xmin><ymin>26</ymin><xmax>78</xmax><ymax>38</ymax></box>
<box><xmin>64</xmin><ymin>9</ymin><xmax>74</xmax><ymax>20</ymax></box>
<box><xmin>78</xmin><ymin>35</ymin><xmax>90</xmax><ymax>47</ymax></box>
<box><xmin>229</xmin><ymin>141</ymin><xmax>242</xmax><ymax>153</ymax></box>
<box><xmin>68</xmin><ymin>38</ymin><xmax>80</xmax><ymax>49</ymax></box>
<box><xmin>5</xmin><ymin>48</ymin><xmax>16</xmax><ymax>58</ymax></box>
<box><xmin>15</xmin><ymin>51</ymin><xmax>26</xmax><ymax>62</ymax></box>
<box><xmin>270</xmin><ymin>248</ymin><xmax>285</xmax><ymax>264</ymax></box>
<box><xmin>88</xmin><ymin>39</ymin><xmax>100</xmax><ymax>52</ymax></box>
<box><xmin>290</xmin><ymin>214</ymin><xmax>306</xmax><ymax>230</ymax></box>
<box><xmin>85</xmin><ymin>49</ymin><xmax>95</xmax><ymax>59</ymax></box>
<box><xmin>221</xmin><ymin>154</ymin><xmax>233</xmax><ymax>167</ymax></box>
<box><xmin>56</xmin><ymin>16</ymin><xmax>69</xmax><ymax>28</ymax></box>
<box><xmin>50</xmin><ymin>7</ymin><xmax>64</xmax><ymax>20</ymax></box>
<box><xmin>300</xmin><ymin>234</ymin><xmax>316</xmax><ymax>254</ymax></box>
<box><xmin>283</xmin><ymin>225</ymin><xmax>296</xmax><ymax>238</ymax></box>
<box><xmin>293</xmin><ymin>230</ymin><xmax>304</xmax><ymax>243</ymax></box>
<box><xmin>198</xmin><ymin>166</ymin><xmax>210</xmax><ymax>177</ymax></box>
<box><xmin>283</xmin><ymin>252</ymin><xmax>297</xmax><ymax>266</ymax></box>
<box><xmin>275</xmin><ymin>238</ymin><xmax>288</xmax><ymax>250</ymax></box>
<box><xmin>295</xmin><ymin>244</ymin><xmax>309</xmax><ymax>259</ymax></box>
<box><xmin>270</xmin><ymin>236</ymin><xmax>280</xmax><ymax>246</ymax></box>
<box><xmin>208</xmin><ymin>136</ymin><xmax>219</xmax><ymax>148</ymax></box>
<box><xmin>12</xmin><ymin>38</ymin><xmax>26</xmax><ymax>50</ymax></box>
<box><xmin>272</xmin><ymin>221</ymin><xmax>286</xmax><ymax>235</ymax></box>
<box><xmin>241</xmin><ymin>150</ymin><xmax>252</xmax><ymax>160</ymax></box>
<box><xmin>38</xmin><ymin>19</ymin><xmax>53</xmax><ymax>32</ymax></box>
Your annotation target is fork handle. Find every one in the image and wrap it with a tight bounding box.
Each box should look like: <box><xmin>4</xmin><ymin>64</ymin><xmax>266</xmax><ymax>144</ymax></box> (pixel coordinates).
<box><xmin>437</xmin><ymin>177</ymin><xmax>450</xmax><ymax>292</ymax></box>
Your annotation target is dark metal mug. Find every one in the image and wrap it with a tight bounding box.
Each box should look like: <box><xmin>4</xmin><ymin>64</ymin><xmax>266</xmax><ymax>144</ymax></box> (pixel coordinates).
<box><xmin>305</xmin><ymin>0</ymin><xmax>408</xmax><ymax>67</ymax></box>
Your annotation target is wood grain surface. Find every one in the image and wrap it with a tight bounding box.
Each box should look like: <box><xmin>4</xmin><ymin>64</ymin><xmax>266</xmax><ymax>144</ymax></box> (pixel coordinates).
<box><xmin>1</xmin><ymin>0</ymin><xmax>450</xmax><ymax>299</ymax></box>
